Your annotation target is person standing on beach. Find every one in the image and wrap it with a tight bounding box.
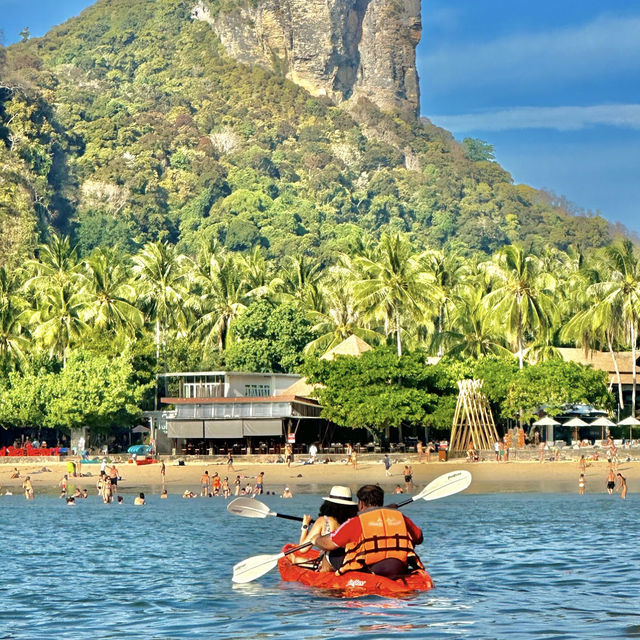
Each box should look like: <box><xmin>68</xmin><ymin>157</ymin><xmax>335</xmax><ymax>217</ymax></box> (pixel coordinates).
<box><xmin>383</xmin><ymin>454</ymin><xmax>392</xmax><ymax>477</ymax></box>
<box><xmin>59</xmin><ymin>474</ymin><xmax>68</xmax><ymax>498</ymax></box>
<box><xmin>212</xmin><ymin>472</ymin><xmax>221</xmax><ymax>496</ymax></box>
<box><xmin>578</xmin><ymin>455</ymin><xmax>587</xmax><ymax>474</ymax></box>
<box><xmin>285</xmin><ymin>443</ymin><xmax>293</xmax><ymax>468</ymax></box>
<box><xmin>200</xmin><ymin>470</ymin><xmax>210</xmax><ymax>496</ymax></box>
<box><xmin>606</xmin><ymin>467</ymin><xmax>616</xmax><ymax>495</ymax></box>
<box><xmin>109</xmin><ymin>464</ymin><xmax>119</xmax><ymax>497</ymax></box>
<box><xmin>254</xmin><ymin>471</ymin><xmax>264</xmax><ymax>495</ymax></box>
<box><xmin>578</xmin><ymin>474</ymin><xmax>585</xmax><ymax>495</ymax></box>
<box><xmin>494</xmin><ymin>440</ymin><xmax>500</xmax><ymax>462</ymax></box>
<box><xmin>350</xmin><ymin>447</ymin><xmax>357</xmax><ymax>470</ymax></box>
<box><xmin>538</xmin><ymin>440</ymin><xmax>546</xmax><ymax>463</ymax></box>
<box><xmin>22</xmin><ymin>476</ymin><xmax>34</xmax><ymax>500</ymax></box>
<box><xmin>616</xmin><ymin>473</ymin><xmax>627</xmax><ymax>499</ymax></box>
<box><xmin>227</xmin><ymin>450</ymin><xmax>235</xmax><ymax>472</ymax></box>
<box><xmin>416</xmin><ymin>441</ymin><xmax>423</xmax><ymax>462</ymax></box>
<box><xmin>234</xmin><ymin>475</ymin><xmax>241</xmax><ymax>496</ymax></box>
<box><xmin>160</xmin><ymin>461</ymin><xmax>166</xmax><ymax>489</ymax></box>
<box><xmin>426</xmin><ymin>442</ymin><xmax>435</xmax><ymax>463</ymax></box>
<box><xmin>403</xmin><ymin>465</ymin><xmax>414</xmax><ymax>493</ymax></box>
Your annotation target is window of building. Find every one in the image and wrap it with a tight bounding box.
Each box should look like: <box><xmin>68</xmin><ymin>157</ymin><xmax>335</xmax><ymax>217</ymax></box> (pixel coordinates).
<box><xmin>244</xmin><ymin>384</ymin><xmax>271</xmax><ymax>397</ymax></box>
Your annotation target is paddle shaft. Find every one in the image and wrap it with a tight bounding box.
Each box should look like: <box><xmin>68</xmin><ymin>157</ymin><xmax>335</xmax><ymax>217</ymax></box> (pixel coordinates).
<box><xmin>276</xmin><ymin>513</ymin><xmax>304</xmax><ymax>522</ymax></box>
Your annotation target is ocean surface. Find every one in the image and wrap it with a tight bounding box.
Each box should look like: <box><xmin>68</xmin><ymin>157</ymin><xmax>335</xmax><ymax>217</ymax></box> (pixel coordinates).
<box><xmin>0</xmin><ymin>488</ymin><xmax>637</xmax><ymax>639</ymax></box>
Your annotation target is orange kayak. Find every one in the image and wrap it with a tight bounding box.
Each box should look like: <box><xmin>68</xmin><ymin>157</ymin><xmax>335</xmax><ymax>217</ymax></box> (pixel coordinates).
<box><xmin>277</xmin><ymin>544</ymin><xmax>434</xmax><ymax>597</ymax></box>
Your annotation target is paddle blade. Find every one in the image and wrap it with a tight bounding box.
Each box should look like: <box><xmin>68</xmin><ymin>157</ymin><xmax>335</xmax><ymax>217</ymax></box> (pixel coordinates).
<box><xmin>227</xmin><ymin>497</ymin><xmax>272</xmax><ymax>519</ymax></box>
<box><xmin>232</xmin><ymin>553</ymin><xmax>282</xmax><ymax>584</ymax></box>
<box><xmin>417</xmin><ymin>470</ymin><xmax>472</xmax><ymax>502</ymax></box>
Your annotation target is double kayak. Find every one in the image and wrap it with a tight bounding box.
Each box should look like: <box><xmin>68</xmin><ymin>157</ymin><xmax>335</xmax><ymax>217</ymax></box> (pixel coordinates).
<box><xmin>277</xmin><ymin>544</ymin><xmax>434</xmax><ymax>597</ymax></box>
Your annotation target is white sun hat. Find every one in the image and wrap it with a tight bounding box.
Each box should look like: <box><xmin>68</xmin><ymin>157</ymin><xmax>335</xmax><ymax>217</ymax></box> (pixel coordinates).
<box><xmin>323</xmin><ymin>485</ymin><xmax>356</xmax><ymax>505</ymax></box>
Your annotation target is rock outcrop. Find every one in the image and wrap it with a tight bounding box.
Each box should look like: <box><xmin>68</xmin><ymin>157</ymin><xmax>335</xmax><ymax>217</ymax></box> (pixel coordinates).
<box><xmin>191</xmin><ymin>0</ymin><xmax>421</xmax><ymax>120</ymax></box>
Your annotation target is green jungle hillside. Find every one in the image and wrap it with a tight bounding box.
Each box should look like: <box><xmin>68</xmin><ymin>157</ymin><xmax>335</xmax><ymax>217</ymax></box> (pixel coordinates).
<box><xmin>0</xmin><ymin>0</ymin><xmax>616</xmax><ymax>266</ymax></box>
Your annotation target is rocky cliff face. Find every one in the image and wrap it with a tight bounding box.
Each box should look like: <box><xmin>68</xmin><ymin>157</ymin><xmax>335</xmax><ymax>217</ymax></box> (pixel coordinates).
<box><xmin>191</xmin><ymin>0</ymin><xmax>421</xmax><ymax>120</ymax></box>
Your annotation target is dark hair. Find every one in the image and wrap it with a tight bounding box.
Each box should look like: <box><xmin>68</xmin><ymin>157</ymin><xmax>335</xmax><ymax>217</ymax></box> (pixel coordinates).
<box><xmin>357</xmin><ymin>484</ymin><xmax>384</xmax><ymax>507</ymax></box>
<box><xmin>319</xmin><ymin>500</ymin><xmax>358</xmax><ymax>524</ymax></box>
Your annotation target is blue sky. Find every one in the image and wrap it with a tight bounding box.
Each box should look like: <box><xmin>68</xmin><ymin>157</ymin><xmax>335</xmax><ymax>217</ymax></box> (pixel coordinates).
<box><xmin>2</xmin><ymin>0</ymin><xmax>640</xmax><ymax>236</ymax></box>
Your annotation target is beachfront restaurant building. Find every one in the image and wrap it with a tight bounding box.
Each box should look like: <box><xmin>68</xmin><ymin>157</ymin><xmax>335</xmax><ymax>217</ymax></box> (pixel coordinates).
<box><xmin>153</xmin><ymin>371</ymin><xmax>324</xmax><ymax>455</ymax></box>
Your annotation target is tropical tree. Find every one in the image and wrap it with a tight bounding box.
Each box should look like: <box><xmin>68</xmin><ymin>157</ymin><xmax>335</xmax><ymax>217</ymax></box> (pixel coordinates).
<box><xmin>30</xmin><ymin>283</ymin><xmax>88</xmax><ymax>365</ymax></box>
<box><xmin>304</xmin><ymin>272</ymin><xmax>381</xmax><ymax>354</ymax></box>
<box><xmin>419</xmin><ymin>248</ymin><xmax>467</xmax><ymax>354</ymax></box>
<box><xmin>132</xmin><ymin>241</ymin><xmax>187</xmax><ymax>367</ymax></box>
<box><xmin>25</xmin><ymin>232</ymin><xmax>83</xmax><ymax>291</ymax></box>
<box><xmin>80</xmin><ymin>248</ymin><xmax>143</xmax><ymax>337</ymax></box>
<box><xmin>188</xmin><ymin>245</ymin><xmax>249</xmax><ymax>352</ymax></box>
<box><xmin>351</xmin><ymin>233</ymin><xmax>440</xmax><ymax>356</ymax></box>
<box><xmin>436</xmin><ymin>289</ymin><xmax>511</xmax><ymax>359</ymax></box>
<box><xmin>482</xmin><ymin>245</ymin><xmax>556</xmax><ymax>369</ymax></box>
<box><xmin>587</xmin><ymin>240</ymin><xmax>640</xmax><ymax>416</ymax></box>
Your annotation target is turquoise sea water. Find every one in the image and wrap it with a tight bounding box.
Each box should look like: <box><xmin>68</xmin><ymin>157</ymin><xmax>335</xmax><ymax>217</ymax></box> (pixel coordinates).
<box><xmin>1</xmin><ymin>490</ymin><xmax>637</xmax><ymax>639</ymax></box>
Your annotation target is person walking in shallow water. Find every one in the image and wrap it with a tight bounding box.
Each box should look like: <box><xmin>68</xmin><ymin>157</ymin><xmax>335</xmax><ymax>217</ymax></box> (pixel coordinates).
<box><xmin>578</xmin><ymin>473</ymin><xmax>585</xmax><ymax>495</ymax></box>
<box><xmin>606</xmin><ymin>467</ymin><xmax>616</xmax><ymax>495</ymax></box>
<box><xmin>616</xmin><ymin>473</ymin><xmax>627</xmax><ymax>499</ymax></box>
<box><xmin>22</xmin><ymin>476</ymin><xmax>34</xmax><ymax>500</ymax></box>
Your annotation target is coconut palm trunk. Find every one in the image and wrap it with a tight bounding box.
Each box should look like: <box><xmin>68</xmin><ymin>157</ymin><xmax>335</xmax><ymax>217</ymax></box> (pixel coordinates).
<box><xmin>606</xmin><ymin>330</ymin><xmax>625</xmax><ymax>410</ymax></box>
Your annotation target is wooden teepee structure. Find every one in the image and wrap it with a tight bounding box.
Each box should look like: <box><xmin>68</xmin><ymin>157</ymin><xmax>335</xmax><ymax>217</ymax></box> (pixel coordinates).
<box><xmin>450</xmin><ymin>379</ymin><xmax>500</xmax><ymax>452</ymax></box>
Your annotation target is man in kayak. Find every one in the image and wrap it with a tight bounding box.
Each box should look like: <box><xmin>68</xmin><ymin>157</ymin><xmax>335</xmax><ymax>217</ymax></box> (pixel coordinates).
<box><xmin>314</xmin><ymin>484</ymin><xmax>424</xmax><ymax>578</ymax></box>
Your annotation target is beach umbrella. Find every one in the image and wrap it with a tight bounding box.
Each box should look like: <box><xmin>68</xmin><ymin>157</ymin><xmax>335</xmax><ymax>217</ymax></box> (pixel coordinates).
<box><xmin>533</xmin><ymin>416</ymin><xmax>560</xmax><ymax>443</ymax></box>
<box><xmin>591</xmin><ymin>416</ymin><xmax>616</xmax><ymax>440</ymax></box>
<box><xmin>618</xmin><ymin>415</ymin><xmax>640</xmax><ymax>441</ymax></box>
<box><xmin>564</xmin><ymin>417</ymin><xmax>587</xmax><ymax>442</ymax></box>
<box><xmin>132</xmin><ymin>425</ymin><xmax>150</xmax><ymax>433</ymax></box>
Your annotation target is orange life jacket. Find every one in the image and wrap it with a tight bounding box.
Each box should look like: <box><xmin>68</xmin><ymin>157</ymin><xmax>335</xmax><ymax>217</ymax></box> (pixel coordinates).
<box><xmin>337</xmin><ymin>508</ymin><xmax>424</xmax><ymax>575</ymax></box>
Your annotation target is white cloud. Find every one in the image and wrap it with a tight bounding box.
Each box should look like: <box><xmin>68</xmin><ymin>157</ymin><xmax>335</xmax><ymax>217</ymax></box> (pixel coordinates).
<box><xmin>420</xmin><ymin>14</ymin><xmax>640</xmax><ymax>91</ymax></box>
<box><xmin>431</xmin><ymin>104</ymin><xmax>640</xmax><ymax>132</ymax></box>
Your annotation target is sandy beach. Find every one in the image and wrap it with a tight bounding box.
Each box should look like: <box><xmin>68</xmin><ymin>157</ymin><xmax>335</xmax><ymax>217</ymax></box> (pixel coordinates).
<box><xmin>1</xmin><ymin>454</ymin><xmax>637</xmax><ymax>497</ymax></box>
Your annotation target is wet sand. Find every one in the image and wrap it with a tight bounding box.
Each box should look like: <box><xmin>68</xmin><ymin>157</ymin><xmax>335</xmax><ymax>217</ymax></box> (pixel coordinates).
<box><xmin>1</xmin><ymin>456</ymin><xmax>637</xmax><ymax>497</ymax></box>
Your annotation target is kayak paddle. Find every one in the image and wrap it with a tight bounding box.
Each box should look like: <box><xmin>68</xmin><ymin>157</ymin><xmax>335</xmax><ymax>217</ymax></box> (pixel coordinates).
<box><xmin>393</xmin><ymin>469</ymin><xmax>472</xmax><ymax>508</ymax></box>
<box><xmin>233</xmin><ymin>541</ymin><xmax>313</xmax><ymax>584</ymax></box>
<box><xmin>231</xmin><ymin>469</ymin><xmax>472</xmax><ymax>584</ymax></box>
<box><xmin>227</xmin><ymin>497</ymin><xmax>306</xmax><ymax>523</ymax></box>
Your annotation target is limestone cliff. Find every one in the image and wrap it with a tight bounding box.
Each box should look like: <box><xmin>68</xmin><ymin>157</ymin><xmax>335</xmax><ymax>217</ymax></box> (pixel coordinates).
<box><xmin>191</xmin><ymin>0</ymin><xmax>421</xmax><ymax>119</ymax></box>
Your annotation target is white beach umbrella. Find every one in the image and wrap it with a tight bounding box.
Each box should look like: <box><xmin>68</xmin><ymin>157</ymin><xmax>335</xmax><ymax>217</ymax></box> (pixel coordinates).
<box><xmin>532</xmin><ymin>416</ymin><xmax>560</xmax><ymax>426</ymax></box>
<box><xmin>618</xmin><ymin>415</ymin><xmax>640</xmax><ymax>440</ymax></box>
<box><xmin>591</xmin><ymin>416</ymin><xmax>616</xmax><ymax>440</ymax></box>
<box><xmin>591</xmin><ymin>417</ymin><xmax>616</xmax><ymax>427</ymax></box>
<box><xmin>564</xmin><ymin>417</ymin><xmax>587</xmax><ymax>442</ymax></box>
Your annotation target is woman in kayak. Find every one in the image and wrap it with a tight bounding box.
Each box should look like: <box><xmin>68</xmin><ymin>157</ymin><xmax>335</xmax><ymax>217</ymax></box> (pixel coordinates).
<box><xmin>297</xmin><ymin>485</ymin><xmax>358</xmax><ymax>572</ymax></box>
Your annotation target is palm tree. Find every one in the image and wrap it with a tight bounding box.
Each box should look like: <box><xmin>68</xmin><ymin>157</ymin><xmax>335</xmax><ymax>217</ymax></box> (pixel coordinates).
<box><xmin>587</xmin><ymin>239</ymin><xmax>640</xmax><ymax>416</ymax></box>
<box><xmin>30</xmin><ymin>283</ymin><xmax>88</xmax><ymax>365</ymax></box>
<box><xmin>277</xmin><ymin>255</ymin><xmax>323</xmax><ymax>310</ymax></box>
<box><xmin>0</xmin><ymin>266</ymin><xmax>30</xmax><ymax>370</ymax></box>
<box><xmin>81</xmin><ymin>248</ymin><xmax>143</xmax><ymax>337</ymax></box>
<box><xmin>351</xmin><ymin>233</ymin><xmax>440</xmax><ymax>356</ymax></box>
<box><xmin>188</xmin><ymin>245</ymin><xmax>249</xmax><ymax>352</ymax></box>
<box><xmin>482</xmin><ymin>245</ymin><xmax>556</xmax><ymax>369</ymax></box>
<box><xmin>132</xmin><ymin>241</ymin><xmax>188</xmax><ymax>366</ymax></box>
<box><xmin>435</xmin><ymin>288</ymin><xmax>511</xmax><ymax>359</ymax></box>
<box><xmin>304</xmin><ymin>273</ymin><xmax>381</xmax><ymax>354</ymax></box>
<box><xmin>25</xmin><ymin>232</ymin><xmax>83</xmax><ymax>291</ymax></box>
<box><xmin>0</xmin><ymin>303</ymin><xmax>30</xmax><ymax>370</ymax></box>
<box><xmin>419</xmin><ymin>248</ymin><xmax>467</xmax><ymax>354</ymax></box>
<box><xmin>562</xmin><ymin>297</ymin><xmax>626</xmax><ymax>409</ymax></box>
<box><xmin>239</xmin><ymin>247</ymin><xmax>282</xmax><ymax>300</ymax></box>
